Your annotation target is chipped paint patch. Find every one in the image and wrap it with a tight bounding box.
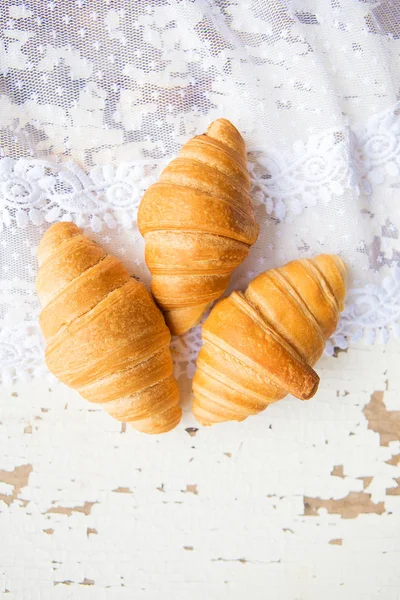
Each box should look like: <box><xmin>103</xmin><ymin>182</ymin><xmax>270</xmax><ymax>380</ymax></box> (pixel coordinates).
<box><xmin>386</xmin><ymin>478</ymin><xmax>400</xmax><ymax>496</ymax></box>
<box><xmin>1</xmin><ymin>342</ymin><xmax>400</xmax><ymax>596</ymax></box>
<box><xmin>386</xmin><ymin>454</ymin><xmax>400</xmax><ymax>466</ymax></box>
<box><xmin>213</xmin><ymin>557</ymin><xmax>248</xmax><ymax>564</ymax></box>
<box><xmin>212</xmin><ymin>557</ymin><xmax>280</xmax><ymax>565</ymax></box>
<box><xmin>304</xmin><ymin>492</ymin><xmax>385</xmax><ymax>519</ymax></box>
<box><xmin>80</xmin><ymin>578</ymin><xmax>95</xmax><ymax>586</ymax></box>
<box><xmin>183</xmin><ymin>484</ymin><xmax>198</xmax><ymax>495</ymax></box>
<box><xmin>363</xmin><ymin>391</ymin><xmax>400</xmax><ymax>446</ymax></box>
<box><xmin>0</xmin><ymin>464</ymin><xmax>32</xmax><ymax>507</ymax></box>
<box><xmin>358</xmin><ymin>476</ymin><xmax>373</xmax><ymax>490</ymax></box>
<box><xmin>185</xmin><ymin>427</ymin><xmax>198</xmax><ymax>437</ymax></box>
<box><xmin>331</xmin><ymin>465</ymin><xmax>345</xmax><ymax>478</ymax></box>
<box><xmin>52</xmin><ymin>577</ymin><xmax>95</xmax><ymax>586</ymax></box>
<box><xmin>45</xmin><ymin>501</ymin><xmax>97</xmax><ymax>516</ymax></box>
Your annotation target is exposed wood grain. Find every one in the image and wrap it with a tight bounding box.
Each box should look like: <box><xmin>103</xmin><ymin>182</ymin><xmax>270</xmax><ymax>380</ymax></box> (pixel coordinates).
<box><xmin>363</xmin><ymin>391</ymin><xmax>400</xmax><ymax>446</ymax></box>
<box><xmin>1</xmin><ymin>341</ymin><xmax>399</xmax><ymax>598</ymax></box>
<box><xmin>0</xmin><ymin>464</ymin><xmax>32</xmax><ymax>507</ymax></box>
<box><xmin>303</xmin><ymin>492</ymin><xmax>385</xmax><ymax>519</ymax></box>
<box><xmin>45</xmin><ymin>501</ymin><xmax>97</xmax><ymax>516</ymax></box>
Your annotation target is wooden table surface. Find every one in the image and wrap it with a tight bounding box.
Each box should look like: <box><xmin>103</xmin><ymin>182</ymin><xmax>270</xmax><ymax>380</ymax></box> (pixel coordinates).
<box><xmin>1</xmin><ymin>339</ymin><xmax>399</xmax><ymax>599</ymax></box>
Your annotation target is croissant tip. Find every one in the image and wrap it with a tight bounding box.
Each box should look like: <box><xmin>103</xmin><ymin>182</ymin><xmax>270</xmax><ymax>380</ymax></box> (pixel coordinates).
<box><xmin>192</xmin><ymin>404</ymin><xmax>217</xmax><ymax>427</ymax></box>
<box><xmin>129</xmin><ymin>405</ymin><xmax>182</xmax><ymax>434</ymax></box>
<box><xmin>37</xmin><ymin>221</ymin><xmax>81</xmax><ymax>266</ymax></box>
<box><xmin>303</xmin><ymin>375</ymin><xmax>320</xmax><ymax>400</ymax></box>
<box><xmin>164</xmin><ymin>303</ymin><xmax>211</xmax><ymax>337</ymax></box>
<box><xmin>207</xmin><ymin>117</ymin><xmax>236</xmax><ymax>128</ymax></box>
<box><xmin>43</xmin><ymin>221</ymin><xmax>80</xmax><ymax>239</ymax></box>
<box><xmin>314</xmin><ymin>253</ymin><xmax>346</xmax><ymax>274</ymax></box>
<box><xmin>206</xmin><ymin>117</ymin><xmax>240</xmax><ymax>137</ymax></box>
<box><xmin>166</xmin><ymin>322</ymin><xmax>191</xmax><ymax>337</ymax></box>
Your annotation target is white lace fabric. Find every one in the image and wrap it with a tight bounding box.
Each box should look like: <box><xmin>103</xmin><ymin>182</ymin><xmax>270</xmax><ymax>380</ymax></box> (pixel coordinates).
<box><xmin>0</xmin><ymin>0</ymin><xmax>399</xmax><ymax>385</ymax></box>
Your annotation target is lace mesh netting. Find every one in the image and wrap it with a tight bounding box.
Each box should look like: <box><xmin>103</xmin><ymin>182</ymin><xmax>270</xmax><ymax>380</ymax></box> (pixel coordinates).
<box><xmin>0</xmin><ymin>0</ymin><xmax>399</xmax><ymax>385</ymax></box>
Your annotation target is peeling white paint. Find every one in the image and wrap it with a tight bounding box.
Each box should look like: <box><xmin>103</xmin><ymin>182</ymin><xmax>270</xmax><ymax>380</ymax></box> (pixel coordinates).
<box><xmin>0</xmin><ymin>340</ymin><xmax>399</xmax><ymax>599</ymax></box>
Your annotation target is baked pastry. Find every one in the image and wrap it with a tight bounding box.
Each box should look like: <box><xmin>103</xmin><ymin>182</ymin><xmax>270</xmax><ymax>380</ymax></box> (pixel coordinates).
<box><xmin>192</xmin><ymin>255</ymin><xmax>347</xmax><ymax>426</ymax></box>
<box><xmin>36</xmin><ymin>222</ymin><xmax>181</xmax><ymax>434</ymax></box>
<box><xmin>138</xmin><ymin>118</ymin><xmax>259</xmax><ymax>336</ymax></box>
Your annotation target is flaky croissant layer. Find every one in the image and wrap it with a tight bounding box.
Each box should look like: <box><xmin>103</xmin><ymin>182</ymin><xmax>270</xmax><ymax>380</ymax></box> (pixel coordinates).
<box><xmin>192</xmin><ymin>254</ymin><xmax>347</xmax><ymax>426</ymax></box>
<box><xmin>138</xmin><ymin>118</ymin><xmax>259</xmax><ymax>336</ymax></box>
<box><xmin>36</xmin><ymin>222</ymin><xmax>181</xmax><ymax>434</ymax></box>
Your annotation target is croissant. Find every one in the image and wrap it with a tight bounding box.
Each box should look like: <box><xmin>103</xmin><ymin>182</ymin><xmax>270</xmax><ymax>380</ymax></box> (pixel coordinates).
<box><xmin>138</xmin><ymin>118</ymin><xmax>259</xmax><ymax>336</ymax></box>
<box><xmin>192</xmin><ymin>254</ymin><xmax>347</xmax><ymax>426</ymax></box>
<box><xmin>36</xmin><ymin>222</ymin><xmax>181</xmax><ymax>434</ymax></box>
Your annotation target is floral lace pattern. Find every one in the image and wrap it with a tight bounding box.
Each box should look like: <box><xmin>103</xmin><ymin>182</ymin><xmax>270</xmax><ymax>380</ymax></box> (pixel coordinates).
<box><xmin>0</xmin><ymin>0</ymin><xmax>399</xmax><ymax>385</ymax></box>
<box><xmin>2</xmin><ymin>102</ymin><xmax>399</xmax><ymax>230</ymax></box>
<box><xmin>0</xmin><ymin>101</ymin><xmax>399</xmax><ymax>385</ymax></box>
<box><xmin>327</xmin><ymin>267</ymin><xmax>400</xmax><ymax>353</ymax></box>
<box><xmin>0</xmin><ymin>158</ymin><xmax>160</xmax><ymax>230</ymax></box>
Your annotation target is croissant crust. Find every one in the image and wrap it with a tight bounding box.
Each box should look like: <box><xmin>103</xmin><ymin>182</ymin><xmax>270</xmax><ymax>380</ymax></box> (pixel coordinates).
<box><xmin>192</xmin><ymin>254</ymin><xmax>347</xmax><ymax>426</ymax></box>
<box><xmin>36</xmin><ymin>222</ymin><xmax>181</xmax><ymax>434</ymax></box>
<box><xmin>138</xmin><ymin>118</ymin><xmax>259</xmax><ymax>335</ymax></box>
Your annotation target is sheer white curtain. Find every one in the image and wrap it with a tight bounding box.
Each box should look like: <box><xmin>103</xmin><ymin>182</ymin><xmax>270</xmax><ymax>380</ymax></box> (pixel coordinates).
<box><xmin>0</xmin><ymin>0</ymin><xmax>399</xmax><ymax>385</ymax></box>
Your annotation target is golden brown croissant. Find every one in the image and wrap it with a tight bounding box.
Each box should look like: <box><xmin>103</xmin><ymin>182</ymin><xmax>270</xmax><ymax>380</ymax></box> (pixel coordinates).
<box><xmin>192</xmin><ymin>255</ymin><xmax>347</xmax><ymax>426</ymax></box>
<box><xmin>36</xmin><ymin>222</ymin><xmax>181</xmax><ymax>434</ymax></box>
<box><xmin>138</xmin><ymin>118</ymin><xmax>259</xmax><ymax>336</ymax></box>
